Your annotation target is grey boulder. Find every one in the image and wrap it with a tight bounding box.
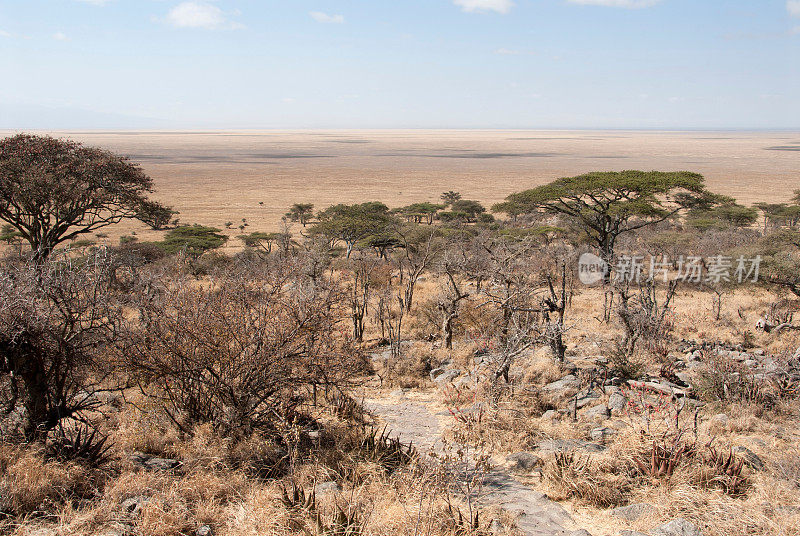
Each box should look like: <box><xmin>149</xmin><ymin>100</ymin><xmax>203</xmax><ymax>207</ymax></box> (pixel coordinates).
<box><xmin>652</xmin><ymin>518</ymin><xmax>704</xmax><ymax>536</ymax></box>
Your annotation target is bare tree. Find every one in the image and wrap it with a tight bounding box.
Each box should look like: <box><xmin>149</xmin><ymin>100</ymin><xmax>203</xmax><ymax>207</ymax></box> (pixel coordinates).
<box><xmin>0</xmin><ymin>251</ymin><xmax>121</xmax><ymax>441</ymax></box>
<box><xmin>616</xmin><ymin>279</ymin><xmax>677</xmax><ymax>359</ymax></box>
<box><xmin>120</xmin><ymin>266</ymin><xmax>367</xmax><ymax>438</ymax></box>
<box><xmin>346</xmin><ymin>252</ymin><xmax>379</xmax><ymax>342</ymax></box>
<box><xmin>435</xmin><ymin>248</ymin><xmax>470</xmax><ymax>350</ymax></box>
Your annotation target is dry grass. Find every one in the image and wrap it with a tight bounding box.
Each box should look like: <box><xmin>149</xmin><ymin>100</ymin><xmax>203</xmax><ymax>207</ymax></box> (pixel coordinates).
<box><xmin>1</xmin><ymin>129</ymin><xmax>797</xmax><ymax>252</ymax></box>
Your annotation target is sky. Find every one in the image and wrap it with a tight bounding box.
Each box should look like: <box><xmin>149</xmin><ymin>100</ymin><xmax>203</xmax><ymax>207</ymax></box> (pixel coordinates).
<box><xmin>0</xmin><ymin>0</ymin><xmax>798</xmax><ymax>130</ymax></box>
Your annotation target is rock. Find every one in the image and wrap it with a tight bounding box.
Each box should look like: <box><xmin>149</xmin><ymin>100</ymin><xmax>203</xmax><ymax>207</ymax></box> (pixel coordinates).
<box><xmin>619</xmin><ymin>532</ymin><xmax>649</xmax><ymax>536</ymax></box>
<box><xmin>753</xmin><ymin>348</ymin><xmax>765</xmax><ymax>356</ymax></box>
<box><xmin>537</xmin><ymin>439</ymin><xmax>605</xmax><ymax>453</ymax></box>
<box><xmin>314</xmin><ymin>481</ymin><xmax>341</xmax><ymax>495</ymax></box>
<box><xmin>675</xmin><ymin>371</ymin><xmax>692</xmax><ymax>383</ymax></box>
<box><xmin>542</xmin><ymin>375</ymin><xmax>580</xmax><ymax>392</ymax></box>
<box><xmin>733</xmin><ymin>446</ymin><xmax>764</xmax><ymax>470</ymax></box>
<box><xmin>569</xmin><ymin>531</ymin><xmax>593</xmax><ymax>536</ymax></box>
<box><xmin>130</xmin><ymin>452</ymin><xmax>181</xmax><ymax>471</ymax></box>
<box><xmin>455</xmin><ymin>375</ymin><xmax>475</xmax><ymax>389</ymax></box>
<box><xmin>608</xmin><ymin>391</ymin><xmax>627</xmax><ymax>412</ymax></box>
<box><xmin>196</xmin><ymin>526</ymin><xmax>213</xmax><ymax>536</ymax></box>
<box><xmin>429</xmin><ymin>368</ymin><xmax>446</xmax><ymax>381</ymax></box>
<box><xmin>652</xmin><ymin>518</ymin><xmax>704</xmax><ymax>536</ymax></box>
<box><xmin>590</xmin><ymin>427</ymin><xmax>615</xmax><ymax>443</ymax></box>
<box><xmin>710</xmin><ymin>414</ymin><xmax>729</xmax><ymax>426</ymax></box>
<box><xmin>506</xmin><ymin>451</ymin><xmax>542</xmax><ymax>471</ymax></box>
<box><xmin>121</xmin><ymin>495</ymin><xmax>149</xmax><ymax>517</ymax></box>
<box><xmin>432</xmin><ymin>369</ymin><xmax>461</xmax><ymax>384</ymax></box>
<box><xmin>575</xmin><ymin>390</ymin><xmax>601</xmax><ymax>408</ymax></box>
<box><xmin>582</xmin><ymin>404</ymin><xmax>610</xmax><ymax>420</ymax></box>
<box><xmin>541</xmin><ymin>409</ymin><xmax>559</xmax><ymax>420</ymax></box>
<box><xmin>610</xmin><ymin>503</ymin><xmax>655</xmax><ymax>521</ymax></box>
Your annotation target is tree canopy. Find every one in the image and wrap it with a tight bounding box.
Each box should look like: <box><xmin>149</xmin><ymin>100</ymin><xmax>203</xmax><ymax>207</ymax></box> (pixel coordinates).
<box><xmin>159</xmin><ymin>225</ymin><xmax>228</xmax><ymax>258</ymax></box>
<box><xmin>310</xmin><ymin>202</ymin><xmax>398</xmax><ymax>257</ymax></box>
<box><xmin>394</xmin><ymin>202</ymin><xmax>444</xmax><ymax>224</ymax></box>
<box><xmin>494</xmin><ymin>170</ymin><xmax>709</xmax><ymax>262</ymax></box>
<box><xmin>285</xmin><ymin>203</ymin><xmax>314</xmax><ymax>226</ymax></box>
<box><xmin>0</xmin><ymin>134</ymin><xmax>171</xmax><ymax>260</ymax></box>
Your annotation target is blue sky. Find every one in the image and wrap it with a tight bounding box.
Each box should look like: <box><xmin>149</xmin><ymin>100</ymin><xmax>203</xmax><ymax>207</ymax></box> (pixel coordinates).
<box><xmin>0</xmin><ymin>0</ymin><xmax>798</xmax><ymax>129</ymax></box>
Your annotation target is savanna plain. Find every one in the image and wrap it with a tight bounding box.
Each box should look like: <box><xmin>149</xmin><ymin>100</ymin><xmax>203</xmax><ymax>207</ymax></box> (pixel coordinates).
<box><xmin>1</xmin><ymin>130</ymin><xmax>799</xmax><ymax>536</ymax></box>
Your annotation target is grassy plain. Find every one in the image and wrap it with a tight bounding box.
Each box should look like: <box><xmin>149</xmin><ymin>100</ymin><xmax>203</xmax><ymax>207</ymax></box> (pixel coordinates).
<box><xmin>3</xmin><ymin>129</ymin><xmax>798</xmax><ymax>248</ymax></box>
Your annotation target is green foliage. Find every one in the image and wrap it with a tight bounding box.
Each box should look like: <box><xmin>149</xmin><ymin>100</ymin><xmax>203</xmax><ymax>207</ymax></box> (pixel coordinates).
<box><xmin>440</xmin><ymin>190</ymin><xmax>462</xmax><ymax>206</ymax></box>
<box><xmin>285</xmin><ymin>203</ymin><xmax>314</xmax><ymax>226</ymax></box>
<box><xmin>450</xmin><ymin>199</ymin><xmax>485</xmax><ymax>221</ymax></box>
<box><xmin>159</xmin><ymin>224</ymin><xmax>228</xmax><ymax>258</ymax></box>
<box><xmin>755</xmin><ymin>202</ymin><xmax>800</xmax><ymax>229</ymax></box>
<box><xmin>496</xmin><ymin>170</ymin><xmax>710</xmax><ymax>260</ymax></box>
<box><xmin>394</xmin><ymin>202</ymin><xmax>444</xmax><ymax>224</ymax></box>
<box><xmin>0</xmin><ymin>223</ymin><xmax>22</xmax><ymax>244</ymax></box>
<box><xmin>310</xmin><ymin>202</ymin><xmax>398</xmax><ymax>256</ymax></box>
<box><xmin>687</xmin><ymin>203</ymin><xmax>758</xmax><ymax>230</ymax></box>
<box><xmin>136</xmin><ymin>201</ymin><xmax>179</xmax><ymax>230</ymax></box>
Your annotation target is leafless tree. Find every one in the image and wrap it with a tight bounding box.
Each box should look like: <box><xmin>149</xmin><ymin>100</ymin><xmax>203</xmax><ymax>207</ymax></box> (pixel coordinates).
<box><xmin>120</xmin><ymin>266</ymin><xmax>368</xmax><ymax>438</ymax></box>
<box><xmin>0</xmin><ymin>250</ymin><xmax>121</xmax><ymax>441</ymax></box>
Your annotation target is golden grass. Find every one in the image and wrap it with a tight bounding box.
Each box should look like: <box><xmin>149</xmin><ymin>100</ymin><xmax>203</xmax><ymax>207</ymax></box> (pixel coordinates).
<box><xmin>1</xmin><ymin>129</ymin><xmax>797</xmax><ymax>250</ymax></box>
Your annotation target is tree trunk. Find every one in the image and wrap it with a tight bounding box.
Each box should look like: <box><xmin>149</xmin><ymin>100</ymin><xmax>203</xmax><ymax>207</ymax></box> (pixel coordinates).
<box><xmin>442</xmin><ymin>314</ymin><xmax>455</xmax><ymax>349</ymax></box>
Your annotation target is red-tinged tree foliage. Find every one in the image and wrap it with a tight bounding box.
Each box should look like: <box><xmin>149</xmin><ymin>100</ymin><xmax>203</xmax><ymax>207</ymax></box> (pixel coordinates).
<box><xmin>0</xmin><ymin>134</ymin><xmax>171</xmax><ymax>260</ymax></box>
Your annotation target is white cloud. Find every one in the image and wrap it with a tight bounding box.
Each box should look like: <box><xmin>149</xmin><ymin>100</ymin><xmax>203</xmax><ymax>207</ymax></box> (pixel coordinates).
<box><xmin>164</xmin><ymin>2</ymin><xmax>242</xmax><ymax>30</ymax></box>
<box><xmin>453</xmin><ymin>0</ymin><xmax>514</xmax><ymax>14</ymax></box>
<box><xmin>310</xmin><ymin>11</ymin><xmax>345</xmax><ymax>24</ymax></box>
<box><xmin>566</xmin><ymin>0</ymin><xmax>661</xmax><ymax>8</ymax></box>
<box><xmin>0</xmin><ymin>30</ymin><xmax>11</xmax><ymax>38</ymax></box>
<box><xmin>788</xmin><ymin>1</ymin><xmax>800</xmax><ymax>17</ymax></box>
<box><xmin>53</xmin><ymin>31</ymin><xmax>70</xmax><ymax>41</ymax></box>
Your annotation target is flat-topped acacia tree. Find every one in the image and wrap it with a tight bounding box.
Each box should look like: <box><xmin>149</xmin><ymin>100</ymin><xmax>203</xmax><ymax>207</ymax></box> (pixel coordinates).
<box><xmin>494</xmin><ymin>170</ymin><xmax>712</xmax><ymax>265</ymax></box>
<box><xmin>0</xmin><ymin>134</ymin><xmax>171</xmax><ymax>261</ymax></box>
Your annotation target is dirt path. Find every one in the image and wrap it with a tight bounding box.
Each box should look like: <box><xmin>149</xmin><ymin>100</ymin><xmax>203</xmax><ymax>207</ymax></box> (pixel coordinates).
<box><xmin>364</xmin><ymin>392</ymin><xmax>579</xmax><ymax>536</ymax></box>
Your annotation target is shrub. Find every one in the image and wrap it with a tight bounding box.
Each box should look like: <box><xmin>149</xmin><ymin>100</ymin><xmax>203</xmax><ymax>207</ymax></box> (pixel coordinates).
<box><xmin>120</xmin><ymin>269</ymin><xmax>369</xmax><ymax>438</ymax></box>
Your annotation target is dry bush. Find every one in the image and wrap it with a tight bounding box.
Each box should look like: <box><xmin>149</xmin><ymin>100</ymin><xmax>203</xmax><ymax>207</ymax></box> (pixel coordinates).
<box><xmin>120</xmin><ymin>267</ymin><xmax>369</xmax><ymax>438</ymax></box>
<box><xmin>0</xmin><ymin>252</ymin><xmax>121</xmax><ymax>441</ymax></box>
<box><xmin>693</xmin><ymin>352</ymin><xmax>778</xmax><ymax>408</ymax></box>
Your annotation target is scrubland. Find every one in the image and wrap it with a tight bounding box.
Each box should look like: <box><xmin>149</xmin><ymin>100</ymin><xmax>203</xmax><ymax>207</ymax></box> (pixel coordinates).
<box><xmin>1</xmin><ymin>134</ymin><xmax>799</xmax><ymax>536</ymax></box>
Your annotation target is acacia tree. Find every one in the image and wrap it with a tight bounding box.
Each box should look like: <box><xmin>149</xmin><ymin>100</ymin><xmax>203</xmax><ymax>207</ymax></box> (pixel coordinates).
<box><xmin>137</xmin><ymin>201</ymin><xmax>179</xmax><ymax>230</ymax></box>
<box><xmin>310</xmin><ymin>202</ymin><xmax>397</xmax><ymax>258</ymax></box>
<box><xmin>286</xmin><ymin>203</ymin><xmax>314</xmax><ymax>226</ymax></box>
<box><xmin>440</xmin><ymin>191</ymin><xmax>462</xmax><ymax>207</ymax></box>
<box><xmin>0</xmin><ymin>134</ymin><xmax>170</xmax><ymax>261</ymax></box>
<box><xmin>494</xmin><ymin>171</ymin><xmax>709</xmax><ymax>265</ymax></box>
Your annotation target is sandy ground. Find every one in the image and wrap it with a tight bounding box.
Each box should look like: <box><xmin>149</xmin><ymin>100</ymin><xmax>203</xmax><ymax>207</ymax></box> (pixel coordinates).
<box><xmin>1</xmin><ymin>129</ymin><xmax>798</xmax><ymax>249</ymax></box>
